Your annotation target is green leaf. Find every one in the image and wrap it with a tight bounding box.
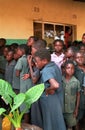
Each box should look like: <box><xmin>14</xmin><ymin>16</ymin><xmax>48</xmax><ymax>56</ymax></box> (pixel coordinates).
<box><xmin>0</xmin><ymin>79</ymin><xmax>16</xmax><ymax>104</ymax></box>
<box><xmin>0</xmin><ymin>108</ymin><xmax>6</xmax><ymax>115</ymax></box>
<box><xmin>11</xmin><ymin>93</ymin><xmax>26</xmax><ymax>112</ymax></box>
<box><xmin>25</xmin><ymin>83</ymin><xmax>44</xmax><ymax>107</ymax></box>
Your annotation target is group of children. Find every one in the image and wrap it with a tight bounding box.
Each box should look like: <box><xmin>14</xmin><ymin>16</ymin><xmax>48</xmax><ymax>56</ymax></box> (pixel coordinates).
<box><xmin>0</xmin><ymin>35</ymin><xmax>85</xmax><ymax>130</ymax></box>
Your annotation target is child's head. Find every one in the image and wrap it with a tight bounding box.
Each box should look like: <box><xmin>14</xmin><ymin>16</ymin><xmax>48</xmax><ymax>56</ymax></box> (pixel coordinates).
<box><xmin>3</xmin><ymin>45</ymin><xmax>11</xmax><ymax>58</ymax></box>
<box><xmin>31</xmin><ymin>39</ymin><xmax>47</xmax><ymax>56</ymax></box>
<box><xmin>53</xmin><ymin>39</ymin><xmax>64</xmax><ymax>54</ymax></box>
<box><xmin>74</xmin><ymin>51</ymin><xmax>84</xmax><ymax>66</ymax></box>
<box><xmin>79</xmin><ymin>44</ymin><xmax>85</xmax><ymax>53</ymax></box>
<box><xmin>27</xmin><ymin>36</ymin><xmax>39</xmax><ymax>47</ymax></box>
<box><xmin>17</xmin><ymin>44</ymin><xmax>28</xmax><ymax>57</ymax></box>
<box><xmin>14</xmin><ymin>49</ymin><xmax>20</xmax><ymax>61</ymax></box>
<box><xmin>10</xmin><ymin>43</ymin><xmax>18</xmax><ymax>51</ymax></box>
<box><xmin>64</xmin><ymin>60</ymin><xmax>75</xmax><ymax>77</ymax></box>
<box><xmin>0</xmin><ymin>38</ymin><xmax>6</xmax><ymax>47</ymax></box>
<box><xmin>82</xmin><ymin>33</ymin><xmax>85</xmax><ymax>44</ymax></box>
<box><xmin>6</xmin><ymin>50</ymin><xmax>14</xmax><ymax>62</ymax></box>
<box><xmin>34</xmin><ymin>48</ymin><xmax>51</xmax><ymax>69</ymax></box>
<box><xmin>65</xmin><ymin>46</ymin><xmax>78</xmax><ymax>60</ymax></box>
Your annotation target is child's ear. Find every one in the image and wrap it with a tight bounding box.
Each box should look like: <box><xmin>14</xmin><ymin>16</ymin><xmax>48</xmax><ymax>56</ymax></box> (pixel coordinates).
<box><xmin>43</xmin><ymin>59</ymin><xmax>48</xmax><ymax>64</ymax></box>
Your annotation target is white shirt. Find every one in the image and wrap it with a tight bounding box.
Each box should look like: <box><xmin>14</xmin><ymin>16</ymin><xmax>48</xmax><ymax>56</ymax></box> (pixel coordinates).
<box><xmin>51</xmin><ymin>52</ymin><xmax>65</xmax><ymax>69</ymax></box>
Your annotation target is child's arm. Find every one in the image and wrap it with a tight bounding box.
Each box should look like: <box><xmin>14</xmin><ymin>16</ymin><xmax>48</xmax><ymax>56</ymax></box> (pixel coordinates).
<box><xmin>0</xmin><ymin>68</ymin><xmax>5</xmax><ymax>74</ymax></box>
<box><xmin>45</xmin><ymin>78</ymin><xmax>59</xmax><ymax>95</ymax></box>
<box><xmin>16</xmin><ymin>70</ymin><xmax>20</xmax><ymax>77</ymax></box>
<box><xmin>22</xmin><ymin>73</ymin><xmax>30</xmax><ymax>80</ymax></box>
<box><xmin>73</xmin><ymin>91</ymin><xmax>80</xmax><ymax>118</ymax></box>
<box><xmin>27</xmin><ymin>55</ymin><xmax>40</xmax><ymax>84</ymax></box>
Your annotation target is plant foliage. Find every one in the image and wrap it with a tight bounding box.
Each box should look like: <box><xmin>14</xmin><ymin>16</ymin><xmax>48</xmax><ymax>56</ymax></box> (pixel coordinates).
<box><xmin>0</xmin><ymin>79</ymin><xmax>44</xmax><ymax>128</ymax></box>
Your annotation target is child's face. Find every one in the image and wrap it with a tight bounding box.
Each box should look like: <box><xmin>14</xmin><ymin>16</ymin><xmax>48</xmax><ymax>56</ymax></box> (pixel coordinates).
<box><xmin>65</xmin><ymin>49</ymin><xmax>74</xmax><ymax>60</ymax></box>
<box><xmin>82</xmin><ymin>35</ymin><xmax>85</xmax><ymax>44</ymax></box>
<box><xmin>54</xmin><ymin>41</ymin><xmax>63</xmax><ymax>53</ymax></box>
<box><xmin>80</xmin><ymin>46</ymin><xmax>85</xmax><ymax>53</ymax></box>
<box><xmin>65</xmin><ymin>63</ymin><xmax>75</xmax><ymax>77</ymax></box>
<box><xmin>6</xmin><ymin>52</ymin><xmax>14</xmax><ymax>62</ymax></box>
<box><xmin>75</xmin><ymin>53</ymin><xmax>84</xmax><ymax>66</ymax></box>
<box><xmin>34</xmin><ymin>57</ymin><xmax>45</xmax><ymax>69</ymax></box>
<box><xmin>31</xmin><ymin>47</ymin><xmax>37</xmax><ymax>56</ymax></box>
<box><xmin>17</xmin><ymin>48</ymin><xmax>23</xmax><ymax>57</ymax></box>
<box><xmin>14</xmin><ymin>53</ymin><xmax>20</xmax><ymax>60</ymax></box>
<box><xmin>3</xmin><ymin>47</ymin><xmax>9</xmax><ymax>57</ymax></box>
<box><xmin>27</xmin><ymin>38</ymin><xmax>34</xmax><ymax>46</ymax></box>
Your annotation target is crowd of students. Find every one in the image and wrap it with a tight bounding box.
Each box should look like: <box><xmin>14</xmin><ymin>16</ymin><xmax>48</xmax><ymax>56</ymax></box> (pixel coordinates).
<box><xmin>0</xmin><ymin>33</ymin><xmax>85</xmax><ymax>130</ymax></box>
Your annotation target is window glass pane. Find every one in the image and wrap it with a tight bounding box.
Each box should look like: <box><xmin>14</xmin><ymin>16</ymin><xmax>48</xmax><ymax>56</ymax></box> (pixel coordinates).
<box><xmin>33</xmin><ymin>22</ymin><xmax>42</xmax><ymax>39</ymax></box>
<box><xmin>64</xmin><ymin>26</ymin><xmax>73</xmax><ymax>48</ymax></box>
<box><xmin>55</xmin><ymin>25</ymin><xmax>64</xmax><ymax>41</ymax></box>
<box><xmin>44</xmin><ymin>23</ymin><xmax>54</xmax><ymax>45</ymax></box>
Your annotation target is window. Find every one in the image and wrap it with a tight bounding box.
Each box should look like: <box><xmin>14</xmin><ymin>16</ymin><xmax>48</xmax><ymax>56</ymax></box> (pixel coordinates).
<box><xmin>33</xmin><ymin>21</ymin><xmax>76</xmax><ymax>47</ymax></box>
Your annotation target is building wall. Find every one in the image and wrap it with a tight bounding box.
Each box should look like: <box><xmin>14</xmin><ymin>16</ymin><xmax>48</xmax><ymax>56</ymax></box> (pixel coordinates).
<box><xmin>0</xmin><ymin>0</ymin><xmax>85</xmax><ymax>40</ymax></box>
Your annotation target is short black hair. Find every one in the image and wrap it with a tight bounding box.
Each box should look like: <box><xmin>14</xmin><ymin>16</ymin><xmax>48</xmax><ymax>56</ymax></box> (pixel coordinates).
<box><xmin>18</xmin><ymin>44</ymin><xmax>29</xmax><ymax>55</ymax></box>
<box><xmin>29</xmin><ymin>36</ymin><xmax>39</xmax><ymax>42</ymax></box>
<box><xmin>0</xmin><ymin>38</ymin><xmax>6</xmax><ymax>46</ymax></box>
<box><xmin>64</xmin><ymin>60</ymin><xmax>75</xmax><ymax>68</ymax></box>
<box><xmin>33</xmin><ymin>39</ymin><xmax>47</xmax><ymax>50</ymax></box>
<box><xmin>53</xmin><ymin>39</ymin><xmax>64</xmax><ymax>46</ymax></box>
<box><xmin>34</xmin><ymin>48</ymin><xmax>51</xmax><ymax>62</ymax></box>
<box><xmin>74</xmin><ymin>50</ymin><xmax>84</xmax><ymax>58</ymax></box>
<box><xmin>82</xmin><ymin>33</ymin><xmax>85</xmax><ymax>37</ymax></box>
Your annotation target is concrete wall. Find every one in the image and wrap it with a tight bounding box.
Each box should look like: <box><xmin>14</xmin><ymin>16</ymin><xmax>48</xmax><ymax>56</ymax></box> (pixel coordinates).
<box><xmin>0</xmin><ymin>0</ymin><xmax>85</xmax><ymax>40</ymax></box>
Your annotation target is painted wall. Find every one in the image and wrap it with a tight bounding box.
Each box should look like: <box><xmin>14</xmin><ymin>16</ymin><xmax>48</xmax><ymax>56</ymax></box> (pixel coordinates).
<box><xmin>0</xmin><ymin>0</ymin><xmax>85</xmax><ymax>40</ymax></box>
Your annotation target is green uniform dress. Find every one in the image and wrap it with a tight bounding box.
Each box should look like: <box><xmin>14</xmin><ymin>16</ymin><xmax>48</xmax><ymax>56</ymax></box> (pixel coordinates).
<box><xmin>62</xmin><ymin>76</ymin><xmax>80</xmax><ymax>127</ymax></box>
<box><xmin>75</xmin><ymin>66</ymin><xmax>85</xmax><ymax>120</ymax></box>
<box><xmin>15</xmin><ymin>55</ymin><xmax>33</xmax><ymax>112</ymax></box>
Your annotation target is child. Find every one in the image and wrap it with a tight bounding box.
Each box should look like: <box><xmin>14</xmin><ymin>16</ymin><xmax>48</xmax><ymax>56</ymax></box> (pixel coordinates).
<box><xmin>15</xmin><ymin>44</ymin><xmax>33</xmax><ymax>123</ymax></box>
<box><xmin>62</xmin><ymin>60</ymin><xmax>80</xmax><ymax>130</ymax></box>
<box><xmin>0</xmin><ymin>45</ymin><xmax>10</xmax><ymax>79</ymax></box>
<box><xmin>33</xmin><ymin>48</ymin><xmax>66</xmax><ymax>130</ymax></box>
<box><xmin>74</xmin><ymin>51</ymin><xmax>85</xmax><ymax>129</ymax></box>
<box><xmin>12</xmin><ymin>48</ymin><xmax>20</xmax><ymax>94</ymax></box>
<box><xmin>5</xmin><ymin>49</ymin><xmax>16</xmax><ymax>85</ymax></box>
<box><xmin>51</xmin><ymin>39</ymin><xmax>65</xmax><ymax>69</ymax></box>
<box><xmin>61</xmin><ymin>46</ymin><xmax>78</xmax><ymax>75</ymax></box>
<box><xmin>27</xmin><ymin>40</ymin><xmax>47</xmax><ymax>126</ymax></box>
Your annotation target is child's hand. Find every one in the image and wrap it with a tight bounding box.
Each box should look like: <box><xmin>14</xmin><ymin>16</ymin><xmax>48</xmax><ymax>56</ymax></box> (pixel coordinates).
<box><xmin>73</xmin><ymin>108</ymin><xmax>78</xmax><ymax>118</ymax></box>
<box><xmin>27</xmin><ymin>55</ymin><xmax>35</xmax><ymax>66</ymax></box>
<box><xmin>45</xmin><ymin>88</ymin><xmax>55</xmax><ymax>96</ymax></box>
<box><xmin>22</xmin><ymin>74</ymin><xmax>30</xmax><ymax>80</ymax></box>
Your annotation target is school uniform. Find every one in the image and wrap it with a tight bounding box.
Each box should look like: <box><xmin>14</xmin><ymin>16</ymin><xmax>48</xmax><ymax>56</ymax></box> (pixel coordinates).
<box><xmin>31</xmin><ymin>61</ymin><xmax>66</xmax><ymax>130</ymax></box>
<box><xmin>5</xmin><ymin>60</ymin><xmax>16</xmax><ymax>85</ymax></box>
<box><xmin>74</xmin><ymin>66</ymin><xmax>85</xmax><ymax>120</ymax></box>
<box><xmin>12</xmin><ymin>62</ymin><xmax>20</xmax><ymax>94</ymax></box>
<box><xmin>62</xmin><ymin>76</ymin><xmax>80</xmax><ymax>127</ymax></box>
<box><xmin>0</xmin><ymin>55</ymin><xmax>7</xmax><ymax>79</ymax></box>
<box><xmin>15</xmin><ymin>55</ymin><xmax>33</xmax><ymax>111</ymax></box>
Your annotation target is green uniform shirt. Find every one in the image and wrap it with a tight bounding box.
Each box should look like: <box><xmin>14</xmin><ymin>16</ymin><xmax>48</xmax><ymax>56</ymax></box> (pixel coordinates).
<box><xmin>62</xmin><ymin>76</ymin><xmax>80</xmax><ymax>113</ymax></box>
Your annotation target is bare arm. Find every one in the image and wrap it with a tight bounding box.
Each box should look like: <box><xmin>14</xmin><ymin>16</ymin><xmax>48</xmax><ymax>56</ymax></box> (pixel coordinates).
<box><xmin>16</xmin><ymin>70</ymin><xmax>20</xmax><ymax>77</ymax></box>
<box><xmin>45</xmin><ymin>78</ymin><xmax>59</xmax><ymax>95</ymax></box>
<box><xmin>28</xmin><ymin>55</ymin><xmax>39</xmax><ymax>84</ymax></box>
<box><xmin>73</xmin><ymin>92</ymin><xmax>80</xmax><ymax>117</ymax></box>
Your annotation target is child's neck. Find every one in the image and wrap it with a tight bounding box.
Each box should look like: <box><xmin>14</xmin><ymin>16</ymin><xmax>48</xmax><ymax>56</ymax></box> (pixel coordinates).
<box><xmin>65</xmin><ymin>75</ymin><xmax>72</xmax><ymax>82</ymax></box>
<box><xmin>8</xmin><ymin>60</ymin><xmax>13</xmax><ymax>65</ymax></box>
<box><xmin>78</xmin><ymin>64</ymin><xmax>85</xmax><ymax>72</ymax></box>
<box><xmin>55</xmin><ymin>51</ymin><xmax>62</xmax><ymax>56</ymax></box>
